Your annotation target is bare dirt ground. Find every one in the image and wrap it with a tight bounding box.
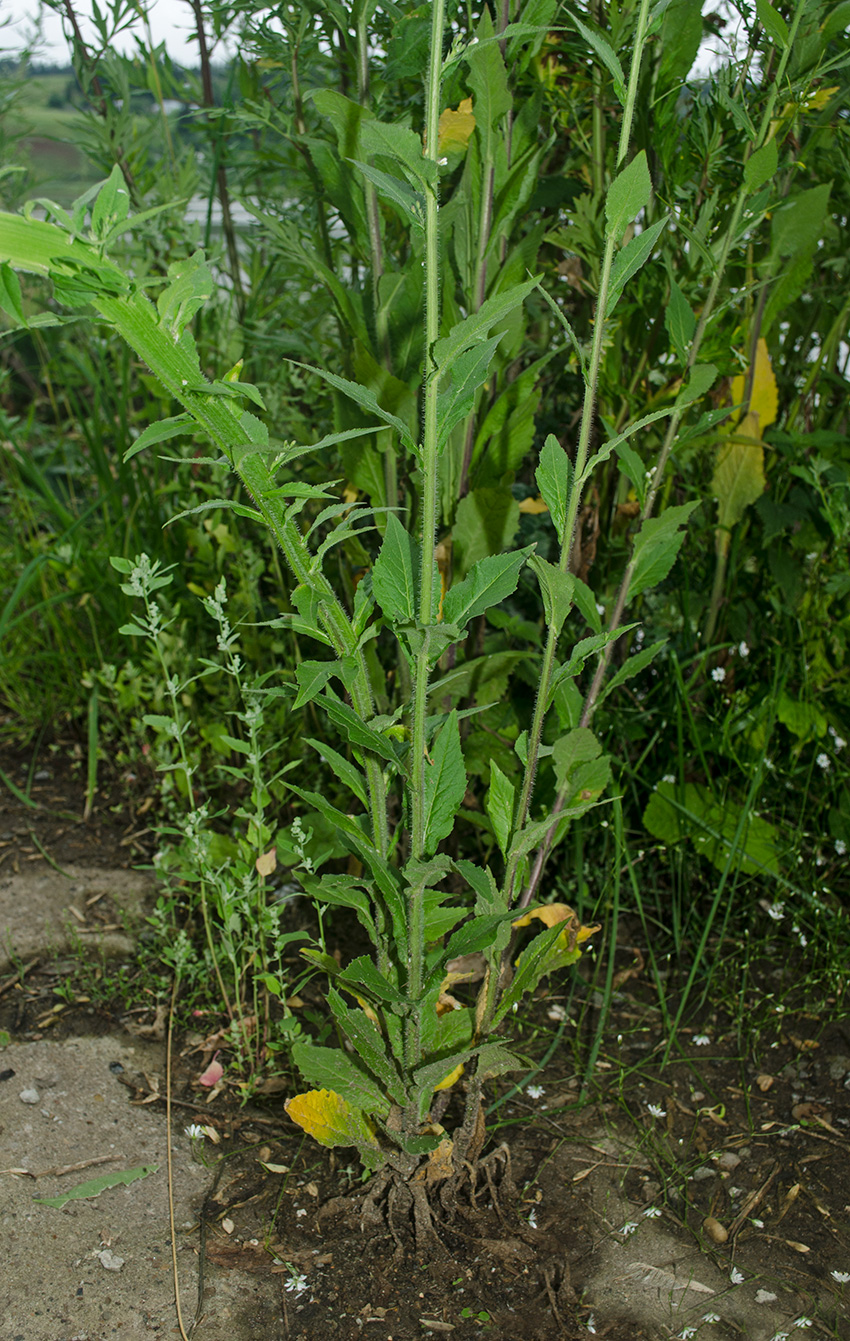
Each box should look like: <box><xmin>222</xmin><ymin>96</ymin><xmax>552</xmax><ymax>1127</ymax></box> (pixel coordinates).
<box><xmin>1</xmin><ymin>741</ymin><xmax>849</xmax><ymax>1341</ymax></box>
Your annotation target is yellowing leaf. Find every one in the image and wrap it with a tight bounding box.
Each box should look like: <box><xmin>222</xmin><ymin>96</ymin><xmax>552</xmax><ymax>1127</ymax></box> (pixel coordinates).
<box><xmin>712</xmin><ymin>431</ymin><xmax>766</xmax><ymax>540</ymax></box>
<box><xmin>255</xmin><ymin>847</ymin><xmax>277</xmax><ymax>878</ymax></box>
<box><xmin>731</xmin><ymin>337</ymin><xmax>778</xmax><ymax>433</ymax></box>
<box><xmin>512</xmin><ymin>904</ymin><xmax>600</xmax><ymax>957</ymax></box>
<box><xmin>438</xmin><ymin>99</ymin><xmax>476</xmax><ymax>155</ymax></box>
<box><xmin>284</xmin><ymin>1089</ymin><xmax>381</xmax><ymax>1152</ymax></box>
<box><xmin>518</xmin><ymin>495</ymin><xmax>549</xmax><ymax>515</ymax></box>
<box><xmin>434</xmin><ymin>1061</ymin><xmax>465</xmax><ymax>1092</ymax></box>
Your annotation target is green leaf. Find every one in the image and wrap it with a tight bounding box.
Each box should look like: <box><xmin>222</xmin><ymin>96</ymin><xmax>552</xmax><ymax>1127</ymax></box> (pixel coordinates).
<box><xmin>492</xmin><ymin>923</ymin><xmax>566</xmax><ymax>1026</ymax></box>
<box><xmin>528</xmin><ymin>554</ymin><xmax>574</xmax><ymax>635</ymax></box>
<box><xmin>423</xmin><ymin>709</ymin><xmax>467</xmax><ymax>856</ymax></box>
<box><xmin>304</xmin><ymin>737</ymin><xmax>368</xmax><ymax>807</ymax></box>
<box><xmin>757</xmin><ymin>0</ymin><xmax>789</xmax><ymax>47</ymax></box>
<box><xmin>552</xmin><ymin>728</ymin><xmax>601</xmax><ymax>793</ymax></box>
<box><xmin>598</xmin><ymin>638</ymin><xmax>667</xmax><ymax>704</ymax></box>
<box><xmin>770</xmin><ymin>185</ymin><xmax>831</xmax><ymax>260</ymax></box>
<box><xmin>452</xmin><ymin>488</ymin><xmax>521</xmax><ymax>579</ymax></box>
<box><xmin>350</xmin><ymin>159</ymin><xmax>425</xmax><ymax>229</ymax></box>
<box><xmin>0</xmin><ymin>261</ymin><xmax>26</xmax><ymax>325</ymax></box>
<box><xmin>571</xmin><ymin>14</ymin><xmax>627</xmax><ymax>105</ymax></box>
<box><xmin>34</xmin><ymin>1165</ymin><xmax>158</xmax><ymax>1209</ymax></box>
<box><xmin>436</xmin><ymin>334</ymin><xmax>504</xmax><ymax>451</ymax></box>
<box><xmin>579</xmin><ymin>408</ymin><xmax>676</xmax><ymax>487</ymax></box>
<box><xmin>712</xmin><ymin>440</ymin><xmax>766</xmax><ymax>534</ymax></box>
<box><xmin>284</xmin><ymin>1088</ymin><xmax>383</xmax><ymax>1163</ymax></box>
<box><xmin>433</xmin><ymin>279</ymin><xmax>537</xmax><ymax>374</ymax></box>
<box><xmin>293</xmin><ymin>660</ymin><xmax>337</xmax><ymax>710</ymax></box>
<box><xmin>338</xmin><ymin>955</ymin><xmax>407</xmax><ymax>1006</ymax></box>
<box><xmin>167</xmin><ymin>498</ymin><xmax>264</xmax><ymax>526</ymax></box>
<box><xmin>605</xmin><ymin>151</ymin><xmax>652</xmax><ymax>242</ymax></box>
<box><xmin>322</xmin><ymin>694</ymin><xmax>399</xmax><ymax>764</ymax></box>
<box><xmin>744</xmin><ymin>138</ymin><xmax>779</xmax><ymax>194</ymax></box>
<box><xmin>372</xmin><ymin>511</ymin><xmax>418</xmax><ymax>623</ymax></box>
<box><xmin>675</xmin><ymin>363</ymin><xmax>718</xmax><ymax>409</ymax></box>
<box><xmin>442</xmin><ymin>548</ymin><xmax>531</xmax><ymax>630</ymax></box>
<box><xmin>535</xmin><ymin>434</ymin><xmax>572</xmax><ymax>539</ymax></box>
<box><xmin>571</xmin><ymin>576</ymin><xmax>602</xmax><ymax>634</ymax></box>
<box><xmin>290</xmin><ymin>361</ymin><xmax>416</xmax><ymax>453</ymax></box>
<box><xmin>643</xmin><ymin>781</ymin><xmax>780</xmax><ymax>876</ymax></box>
<box><xmin>467</xmin><ymin>7</ymin><xmax>512</xmax><ymax>162</ymax></box>
<box><xmin>327</xmin><ymin>986</ymin><xmax>406</xmax><ymax>1104</ymax></box>
<box><xmin>547</xmin><ymin>628</ymin><xmax>632</xmax><ymax>703</ymax></box>
<box><xmin>606</xmin><ymin>216</ymin><xmax>667</xmax><ymax>316</ymax></box>
<box><xmin>156</xmin><ymin>250</ymin><xmax>213</xmax><ymax>339</ymax></box>
<box><xmin>486</xmin><ymin>760</ymin><xmax>515</xmax><ymax>857</ymax></box>
<box><xmin>123</xmin><ymin>414</ymin><xmax>193</xmax><ymax>463</ymax></box>
<box><xmin>629</xmin><ymin>502</ymin><xmax>699</xmax><ymax>599</ymax></box>
<box><xmin>91</xmin><ymin>165</ymin><xmax>130</xmax><ymax>240</ymax></box>
<box><xmin>615</xmin><ymin>439</ymin><xmax>648</xmax><ymax>502</ymax></box>
<box><xmin>291</xmin><ymin>1042</ymin><xmax>390</xmax><ymax>1115</ymax></box>
<box><xmin>665</xmin><ymin>277</ymin><xmax>696</xmax><ymax>364</ymax></box>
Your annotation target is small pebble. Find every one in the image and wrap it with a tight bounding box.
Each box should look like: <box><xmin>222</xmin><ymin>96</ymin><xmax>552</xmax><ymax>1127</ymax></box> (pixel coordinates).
<box><xmin>19</xmin><ymin>1088</ymin><xmax>40</xmax><ymax>1105</ymax></box>
<box><xmin>716</xmin><ymin>1151</ymin><xmax>741</xmax><ymax>1172</ymax></box>
<box><xmin>703</xmin><ymin>1216</ymin><xmax>728</xmax><ymax>1244</ymax></box>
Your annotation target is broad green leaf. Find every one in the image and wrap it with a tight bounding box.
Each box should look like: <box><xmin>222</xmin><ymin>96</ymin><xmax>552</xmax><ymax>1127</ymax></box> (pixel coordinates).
<box><xmin>0</xmin><ymin>261</ymin><xmax>25</xmax><ymax>324</ymax></box>
<box><xmin>528</xmin><ymin>554</ymin><xmax>574</xmax><ymax>634</ymax></box>
<box><xmin>770</xmin><ymin>185</ymin><xmax>831</xmax><ymax>260</ymax></box>
<box><xmin>535</xmin><ymin>434</ymin><xmax>572</xmax><ymax>539</ymax></box>
<box><xmin>452</xmin><ymin>488</ymin><xmax>521</xmax><ymax>579</ymax></box>
<box><xmin>433</xmin><ymin>279</ymin><xmax>537</xmax><ymax>373</ymax></box>
<box><xmin>338</xmin><ymin>955</ymin><xmax>407</xmax><ymax>1005</ymax></box>
<box><xmin>290</xmin><ymin>361</ymin><xmax>416</xmax><ymax>453</ymax></box>
<box><xmin>597</xmin><ymin>638</ymin><xmax>667</xmax><ymax>705</ymax></box>
<box><xmin>615</xmin><ymin>440</ymin><xmax>648</xmax><ymax>502</ymax></box>
<box><xmin>442</xmin><ymin>548</ymin><xmax>531</xmax><ymax>630</ymax></box>
<box><xmin>34</xmin><ymin>1165</ymin><xmax>158</xmax><ymax>1209</ymax></box>
<box><xmin>372</xmin><ymin>511</ymin><xmax>418</xmax><ymax>622</ymax></box>
<box><xmin>350</xmin><ymin>160</ymin><xmax>425</xmax><ymax>229</ymax></box>
<box><xmin>675</xmin><ymin>363</ymin><xmax>718</xmax><ymax>409</ymax></box>
<box><xmin>293</xmin><ymin>660</ymin><xmax>336</xmax><ymax>710</ymax></box>
<box><xmin>492</xmin><ymin>923</ymin><xmax>567</xmax><ymax>1026</ymax></box>
<box><xmin>304</xmin><ymin>737</ymin><xmax>368</xmax><ymax>807</ymax></box>
<box><xmin>606</xmin><ymin>216</ymin><xmax>667</xmax><ymax>315</ymax></box>
<box><xmin>91</xmin><ymin>165</ymin><xmax>130</xmax><ymax>240</ymax></box>
<box><xmin>467</xmin><ymin>7</ymin><xmax>512</xmax><ymax>163</ymax></box>
<box><xmin>290</xmin><ymin>1043</ymin><xmax>389</xmax><ymax>1115</ymax></box>
<box><xmin>156</xmin><ymin>250</ymin><xmax>213</xmax><ymax>339</ymax></box>
<box><xmin>552</xmin><ymin>728</ymin><xmax>601</xmax><ymax>792</ymax></box>
<box><xmin>436</xmin><ymin>334</ymin><xmax>504</xmax><ymax>450</ymax></box>
<box><xmin>547</xmin><ymin>628</ymin><xmax>631</xmax><ymax>703</ymax></box>
<box><xmin>579</xmin><ymin>408</ymin><xmax>676</xmax><ymax>486</ymax></box>
<box><xmin>486</xmin><ymin>759</ymin><xmax>515</xmax><ymax>857</ymax></box>
<box><xmin>428</xmin><ymin>650</ymin><xmax>530</xmax><ymax>706</ymax></box>
<box><xmin>286</xmin><ymin>784</ymin><xmax>367</xmax><ymax>842</ymax></box>
<box><xmin>665</xmin><ymin>277</ymin><xmax>696</xmax><ymax>364</ymax></box>
<box><xmin>327</xmin><ymin>987</ymin><xmax>406</xmax><ymax>1104</ymax></box>
<box><xmin>571</xmin><ymin>576</ymin><xmax>602</xmax><ymax>634</ymax></box>
<box><xmin>284</xmin><ymin>1088</ymin><xmax>383</xmax><ymax>1157</ymax></box>
<box><xmin>605</xmin><ymin>151</ymin><xmax>652</xmax><ymax>242</ymax></box>
<box><xmin>571</xmin><ymin>14</ymin><xmax>627</xmax><ymax>105</ymax></box>
<box><xmin>643</xmin><ymin>781</ymin><xmax>780</xmax><ymax>876</ymax></box>
<box><xmin>423</xmin><ymin>710</ymin><xmax>467</xmax><ymax>856</ymax></box>
<box><xmin>757</xmin><ymin>0</ymin><xmax>789</xmax><ymax>47</ymax></box>
<box><xmin>359</xmin><ymin>114</ymin><xmax>436</xmax><ymax>189</ymax></box>
<box><xmin>123</xmin><ymin>414</ymin><xmax>193</xmax><ymax>462</ymax></box>
<box><xmin>744</xmin><ymin>138</ymin><xmax>779</xmax><ymax>193</ymax></box>
<box><xmin>629</xmin><ymin>502</ymin><xmax>699</xmax><ymax>599</ymax></box>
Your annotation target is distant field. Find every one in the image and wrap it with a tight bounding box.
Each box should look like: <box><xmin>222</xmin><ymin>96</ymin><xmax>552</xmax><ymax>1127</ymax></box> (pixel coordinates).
<box><xmin>8</xmin><ymin>76</ymin><xmax>121</xmax><ymax>207</ymax></box>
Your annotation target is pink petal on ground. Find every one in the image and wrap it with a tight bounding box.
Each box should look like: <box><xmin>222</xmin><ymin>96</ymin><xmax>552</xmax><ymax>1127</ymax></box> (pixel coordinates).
<box><xmin>199</xmin><ymin>1055</ymin><xmax>223</xmax><ymax>1088</ymax></box>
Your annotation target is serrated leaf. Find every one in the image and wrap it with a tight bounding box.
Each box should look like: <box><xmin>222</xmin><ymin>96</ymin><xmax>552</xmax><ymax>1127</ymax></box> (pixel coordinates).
<box><xmin>0</xmin><ymin>261</ymin><xmax>25</xmax><ymax>325</ymax></box>
<box><xmin>665</xmin><ymin>277</ymin><xmax>696</xmax><ymax>364</ymax></box>
<box><xmin>615</xmin><ymin>439</ymin><xmax>648</xmax><ymax>502</ymax></box>
<box><xmin>552</xmin><ymin>728</ymin><xmax>601</xmax><ymax>791</ymax></box>
<box><xmin>605</xmin><ymin>151</ymin><xmax>652</xmax><ymax>242</ymax></box>
<box><xmin>423</xmin><ymin>709</ymin><xmax>466</xmax><ymax>856</ymax></box>
<box><xmin>598</xmin><ymin>638</ymin><xmax>667</xmax><ymax>704</ymax></box>
<box><xmin>744</xmin><ymin>137</ymin><xmax>779</xmax><ymax>193</ymax></box>
<box><xmin>579</xmin><ymin>408</ymin><xmax>676</xmax><ymax>486</ymax></box>
<box><xmin>291</xmin><ymin>1043</ymin><xmax>389</xmax><ymax>1114</ymax></box>
<box><xmin>712</xmin><ymin>433</ymin><xmax>766</xmax><ymax>536</ymax></box>
<box><xmin>571</xmin><ymin>13</ymin><xmax>627</xmax><ymax>104</ymax></box>
<box><xmin>436</xmin><ymin>334</ymin><xmax>504</xmax><ymax>450</ymax></box>
<box><xmin>571</xmin><ymin>576</ymin><xmax>602</xmax><ymax>634</ymax></box>
<box><xmin>372</xmin><ymin>511</ymin><xmax>418</xmax><ymax>622</ymax></box>
<box><xmin>675</xmin><ymin>363</ymin><xmax>718</xmax><ymax>409</ymax></box>
<box><xmin>123</xmin><ymin>414</ymin><xmax>193</xmax><ymax>463</ymax></box>
<box><xmin>630</xmin><ymin>502</ymin><xmax>699</xmax><ymax>599</ymax></box>
<box><xmin>535</xmin><ymin>434</ymin><xmax>572</xmax><ymax>538</ymax></box>
<box><xmin>327</xmin><ymin>987</ymin><xmax>406</xmax><ymax>1104</ymax></box>
<box><xmin>433</xmin><ymin>279</ymin><xmax>537</xmax><ymax>373</ymax></box>
<box><xmin>284</xmin><ymin>1088</ymin><xmax>383</xmax><ymax>1154</ymax></box>
<box><xmin>486</xmin><ymin>759</ymin><xmax>515</xmax><ymax>857</ymax></box>
<box><xmin>304</xmin><ymin>737</ymin><xmax>368</xmax><ymax>807</ymax></box>
<box><xmin>452</xmin><ymin>488</ymin><xmax>521</xmax><ymax>580</ymax></box>
<box><xmin>528</xmin><ymin>554</ymin><xmax>574</xmax><ymax>635</ymax></box>
<box><xmin>606</xmin><ymin>216</ymin><xmax>667</xmax><ymax>315</ymax></box>
<box><xmin>34</xmin><ymin>1165</ymin><xmax>158</xmax><ymax>1209</ymax></box>
<box><xmin>442</xmin><ymin>548</ymin><xmax>530</xmax><ymax>630</ymax></box>
<box><xmin>290</xmin><ymin>361</ymin><xmax>415</xmax><ymax>452</ymax></box>
<box><xmin>293</xmin><ymin>660</ymin><xmax>337</xmax><ymax>710</ymax></box>
<box><xmin>322</xmin><ymin>694</ymin><xmax>399</xmax><ymax>763</ymax></box>
<box><xmin>350</xmin><ymin>160</ymin><xmax>425</xmax><ymax>229</ymax></box>
<box><xmin>338</xmin><ymin>955</ymin><xmax>406</xmax><ymax>1005</ymax></box>
<box><xmin>731</xmin><ymin>338</ymin><xmax>777</xmax><ymax>433</ymax></box>
<box><xmin>167</xmin><ymin>498</ymin><xmax>264</xmax><ymax>526</ymax></box>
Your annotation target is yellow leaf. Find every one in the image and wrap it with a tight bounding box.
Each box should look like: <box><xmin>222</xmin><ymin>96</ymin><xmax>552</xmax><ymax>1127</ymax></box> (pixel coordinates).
<box><xmin>434</xmin><ymin>1062</ymin><xmax>464</xmax><ymax>1092</ymax></box>
<box><xmin>438</xmin><ymin>98</ymin><xmax>476</xmax><ymax>155</ymax></box>
<box><xmin>731</xmin><ymin>337</ymin><xmax>778</xmax><ymax>433</ymax></box>
<box><xmin>518</xmin><ymin>495</ymin><xmax>549</xmax><ymax>515</ymax></box>
<box><xmin>711</xmin><ymin>431</ymin><xmax>766</xmax><ymax>538</ymax></box>
<box><xmin>255</xmin><ymin>847</ymin><xmax>277</xmax><ymax>878</ymax></box>
<box><xmin>284</xmin><ymin>1089</ymin><xmax>381</xmax><ymax>1152</ymax></box>
<box><xmin>512</xmin><ymin>903</ymin><xmax>600</xmax><ymax>958</ymax></box>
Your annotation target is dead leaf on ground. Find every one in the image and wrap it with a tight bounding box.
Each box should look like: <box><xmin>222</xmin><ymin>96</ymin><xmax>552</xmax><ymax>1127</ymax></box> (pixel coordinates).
<box><xmin>623</xmin><ymin>1262</ymin><xmax>714</xmax><ymax>1295</ymax></box>
<box><xmin>755</xmin><ymin>1073</ymin><xmax>775</xmax><ymax>1092</ymax></box>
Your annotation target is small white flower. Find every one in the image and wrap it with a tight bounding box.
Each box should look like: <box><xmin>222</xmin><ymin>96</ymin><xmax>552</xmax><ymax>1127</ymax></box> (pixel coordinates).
<box><xmin>586</xmin><ymin>1316</ymin><xmax>597</xmax><ymax>1335</ymax></box>
<box><xmin>595</xmin><ymin>602</ymin><xmax>605</xmax><ymax>616</ymax></box>
<box><xmin>693</xmin><ymin>1034</ymin><xmax>711</xmax><ymax>1046</ymax></box>
<box><xmin>546</xmin><ymin>1004</ymin><xmax>567</xmax><ymax>1022</ymax></box>
<box><xmin>738</xmin><ymin>641</ymin><xmax>750</xmax><ymax>657</ymax></box>
<box><xmin>767</xmin><ymin>901</ymin><xmax>785</xmax><ymax>922</ymax></box>
<box><xmin>702</xmin><ymin>1315</ymin><xmax>721</xmax><ymax>1325</ymax></box>
<box><xmin>771</xmin><ymin>1333</ymin><xmax>789</xmax><ymax>1341</ymax></box>
<box><xmin>678</xmin><ymin>1329</ymin><xmax>697</xmax><ymax>1340</ymax></box>
<box><xmin>816</xmin><ymin>855</ymin><xmax>826</xmax><ymax>866</ymax></box>
<box><xmin>620</xmin><ymin>1222</ymin><xmax>639</xmax><ymax>1237</ymax></box>
<box><xmin>730</xmin><ymin>1267</ymin><xmax>745</xmax><ymax>1284</ymax></box>
<box><xmin>836</xmin><ymin>839</ymin><xmax>847</xmax><ymax>856</ymax></box>
<box><xmin>798</xmin><ymin>931</ymin><xmax>808</xmax><ymax>948</ymax></box>
<box><xmin>794</xmin><ymin>1319</ymin><xmax>813</xmax><ymax>1329</ymax></box>
<box><xmin>184</xmin><ymin>1123</ymin><xmax>205</xmax><ymax>1140</ymax></box>
<box><xmin>643</xmin><ymin>1206</ymin><xmax>662</xmax><ymax>1218</ymax></box>
<box><xmin>831</xmin><ymin>1270</ymin><xmax>850</xmax><ymax>1282</ymax></box>
<box><xmin>817</xmin><ymin>752</ymin><xmax>831</xmax><ymax>770</ymax></box>
<box><xmin>647</xmin><ymin>1103</ymin><xmax>666</xmax><ymax>1119</ymax></box>
<box><xmin>750</xmin><ymin>1217</ymin><xmax>764</xmax><ymax>1228</ymax></box>
<box><xmin>438</xmin><ymin>157</ymin><xmax>448</xmax><ymax>166</ymax></box>
<box><xmin>284</xmin><ymin>1271</ymin><xmax>308</xmax><ymax>1295</ymax></box>
<box><xmin>526</xmin><ymin>1084</ymin><xmax>545</xmax><ymax>1100</ymax></box>
<box><xmin>527</xmin><ymin>1208</ymin><xmax>538</xmax><ymax>1228</ymax></box>
<box><xmin>295</xmin><ymin>1207</ymin><xmax>307</xmax><ymax>1218</ymax></box>
<box><xmin>711</xmin><ymin>666</ymin><xmax>726</xmax><ymax>682</ymax></box>
<box><xmin>834</xmin><ymin>736</ymin><xmax>846</xmax><ymax>751</ymax></box>
<box><xmin>662</xmin><ymin>773</ymin><xmax>676</xmax><ymax>784</ymax></box>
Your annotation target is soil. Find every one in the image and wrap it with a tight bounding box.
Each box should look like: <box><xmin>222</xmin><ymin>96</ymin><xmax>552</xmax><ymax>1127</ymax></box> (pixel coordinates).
<box><xmin>1</xmin><ymin>739</ymin><xmax>849</xmax><ymax>1341</ymax></box>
